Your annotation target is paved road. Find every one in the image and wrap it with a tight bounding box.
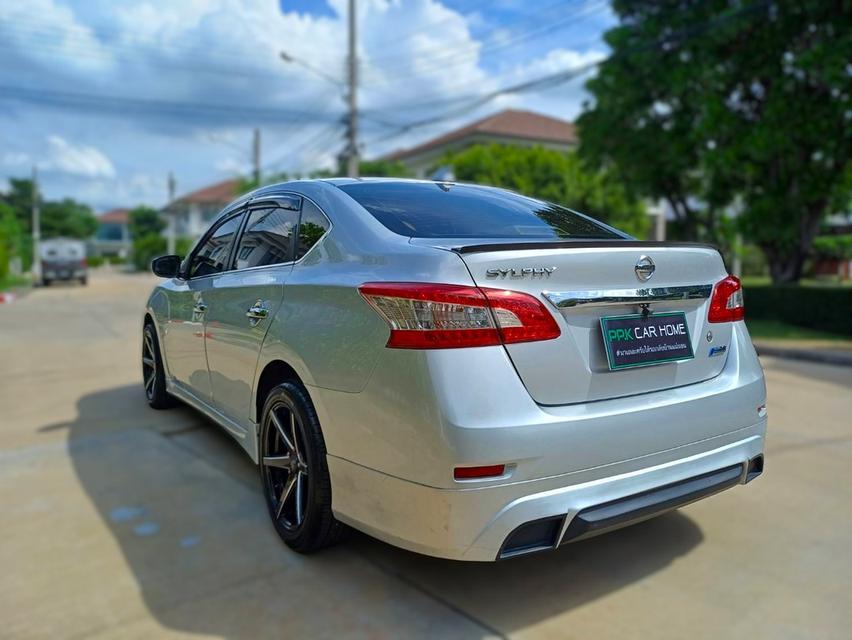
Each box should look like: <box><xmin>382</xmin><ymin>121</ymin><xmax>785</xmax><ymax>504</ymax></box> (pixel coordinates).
<box><xmin>1</xmin><ymin>272</ymin><xmax>850</xmax><ymax>639</ymax></box>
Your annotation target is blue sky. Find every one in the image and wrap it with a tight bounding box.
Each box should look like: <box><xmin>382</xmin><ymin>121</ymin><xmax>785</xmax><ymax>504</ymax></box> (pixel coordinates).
<box><xmin>0</xmin><ymin>0</ymin><xmax>616</xmax><ymax>211</ymax></box>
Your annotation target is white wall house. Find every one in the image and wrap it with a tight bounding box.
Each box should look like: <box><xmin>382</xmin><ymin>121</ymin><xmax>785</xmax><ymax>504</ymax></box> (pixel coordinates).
<box><xmin>161</xmin><ymin>179</ymin><xmax>241</xmax><ymax>241</ymax></box>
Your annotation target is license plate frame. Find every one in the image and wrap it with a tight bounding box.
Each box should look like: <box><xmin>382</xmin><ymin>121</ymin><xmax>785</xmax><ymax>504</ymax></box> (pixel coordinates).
<box><xmin>600</xmin><ymin>311</ymin><xmax>694</xmax><ymax>370</ymax></box>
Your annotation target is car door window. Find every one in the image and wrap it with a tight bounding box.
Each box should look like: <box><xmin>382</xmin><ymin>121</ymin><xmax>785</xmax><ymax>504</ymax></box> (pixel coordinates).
<box><xmin>189</xmin><ymin>213</ymin><xmax>243</xmax><ymax>278</ymax></box>
<box><xmin>296</xmin><ymin>200</ymin><xmax>331</xmax><ymax>260</ymax></box>
<box><xmin>234</xmin><ymin>206</ymin><xmax>300</xmax><ymax>269</ymax></box>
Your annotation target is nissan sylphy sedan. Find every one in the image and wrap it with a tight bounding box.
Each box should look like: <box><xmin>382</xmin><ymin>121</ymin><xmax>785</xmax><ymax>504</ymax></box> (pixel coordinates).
<box><xmin>143</xmin><ymin>179</ymin><xmax>766</xmax><ymax>561</ymax></box>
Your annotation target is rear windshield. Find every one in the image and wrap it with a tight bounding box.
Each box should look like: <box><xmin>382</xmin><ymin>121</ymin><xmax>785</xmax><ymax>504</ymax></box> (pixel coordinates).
<box><xmin>337</xmin><ymin>182</ymin><xmax>624</xmax><ymax>239</ymax></box>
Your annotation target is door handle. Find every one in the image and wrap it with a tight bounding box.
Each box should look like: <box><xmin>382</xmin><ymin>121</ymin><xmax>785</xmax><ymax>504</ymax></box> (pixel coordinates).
<box><xmin>246</xmin><ymin>302</ymin><xmax>269</xmax><ymax>321</ymax></box>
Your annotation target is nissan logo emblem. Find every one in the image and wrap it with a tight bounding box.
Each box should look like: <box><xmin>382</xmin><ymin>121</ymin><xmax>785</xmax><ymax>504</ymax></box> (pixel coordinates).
<box><xmin>635</xmin><ymin>256</ymin><xmax>655</xmax><ymax>281</ymax></box>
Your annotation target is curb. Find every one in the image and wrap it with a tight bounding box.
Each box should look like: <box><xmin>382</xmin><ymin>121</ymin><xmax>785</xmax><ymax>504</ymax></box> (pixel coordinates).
<box><xmin>754</xmin><ymin>343</ymin><xmax>852</xmax><ymax>368</ymax></box>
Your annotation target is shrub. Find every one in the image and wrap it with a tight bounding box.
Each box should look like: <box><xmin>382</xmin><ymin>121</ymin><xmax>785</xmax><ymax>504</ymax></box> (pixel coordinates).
<box><xmin>744</xmin><ymin>285</ymin><xmax>852</xmax><ymax>336</ymax></box>
<box><xmin>132</xmin><ymin>235</ymin><xmax>167</xmax><ymax>272</ymax></box>
<box><xmin>812</xmin><ymin>234</ymin><xmax>852</xmax><ymax>260</ymax></box>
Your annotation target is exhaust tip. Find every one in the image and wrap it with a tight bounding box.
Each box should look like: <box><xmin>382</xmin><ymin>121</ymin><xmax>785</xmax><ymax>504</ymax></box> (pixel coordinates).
<box><xmin>746</xmin><ymin>455</ymin><xmax>764</xmax><ymax>483</ymax></box>
<box><xmin>498</xmin><ymin>516</ymin><xmax>563</xmax><ymax>559</ymax></box>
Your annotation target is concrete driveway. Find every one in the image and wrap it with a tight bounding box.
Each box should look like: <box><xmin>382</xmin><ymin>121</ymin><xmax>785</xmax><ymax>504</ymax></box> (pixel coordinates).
<box><xmin>1</xmin><ymin>272</ymin><xmax>850</xmax><ymax>639</ymax></box>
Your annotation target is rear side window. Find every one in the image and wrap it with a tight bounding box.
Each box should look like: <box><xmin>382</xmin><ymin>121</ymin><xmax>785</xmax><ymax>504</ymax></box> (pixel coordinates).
<box><xmin>234</xmin><ymin>206</ymin><xmax>299</xmax><ymax>269</ymax></box>
<box><xmin>296</xmin><ymin>200</ymin><xmax>330</xmax><ymax>260</ymax></box>
<box><xmin>338</xmin><ymin>182</ymin><xmax>623</xmax><ymax>239</ymax></box>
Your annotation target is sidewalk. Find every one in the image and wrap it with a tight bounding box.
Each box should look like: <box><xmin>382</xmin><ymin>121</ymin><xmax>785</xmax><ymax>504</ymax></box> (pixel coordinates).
<box><xmin>754</xmin><ymin>338</ymin><xmax>852</xmax><ymax>367</ymax></box>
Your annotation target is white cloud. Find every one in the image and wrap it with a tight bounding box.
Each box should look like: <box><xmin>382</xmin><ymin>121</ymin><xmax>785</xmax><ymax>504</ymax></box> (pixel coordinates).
<box><xmin>0</xmin><ymin>0</ymin><xmax>614</xmax><ymax>208</ymax></box>
<box><xmin>1</xmin><ymin>137</ymin><xmax>115</xmax><ymax>179</ymax></box>
<box><xmin>43</xmin><ymin>136</ymin><xmax>116</xmax><ymax>179</ymax></box>
<box><xmin>0</xmin><ymin>0</ymin><xmax>115</xmax><ymax>75</ymax></box>
<box><xmin>214</xmin><ymin>156</ymin><xmax>248</xmax><ymax>175</ymax></box>
<box><xmin>2</xmin><ymin>152</ymin><xmax>31</xmax><ymax>167</ymax></box>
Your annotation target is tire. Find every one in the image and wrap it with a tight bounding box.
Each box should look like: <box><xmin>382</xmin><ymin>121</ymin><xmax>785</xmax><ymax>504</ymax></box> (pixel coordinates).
<box><xmin>142</xmin><ymin>322</ymin><xmax>175</xmax><ymax>409</ymax></box>
<box><xmin>42</xmin><ymin>279</ymin><xmax>51</xmax><ymax>287</ymax></box>
<box><xmin>259</xmin><ymin>381</ymin><xmax>348</xmax><ymax>553</ymax></box>
<box><xmin>80</xmin><ymin>277</ymin><xmax>87</xmax><ymax>286</ymax></box>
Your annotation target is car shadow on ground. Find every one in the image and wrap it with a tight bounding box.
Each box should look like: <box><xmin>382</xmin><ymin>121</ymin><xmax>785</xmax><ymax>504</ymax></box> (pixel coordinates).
<box><xmin>49</xmin><ymin>383</ymin><xmax>705</xmax><ymax>637</ymax></box>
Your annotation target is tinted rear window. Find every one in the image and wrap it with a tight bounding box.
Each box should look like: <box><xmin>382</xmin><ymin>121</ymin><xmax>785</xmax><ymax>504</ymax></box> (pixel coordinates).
<box><xmin>338</xmin><ymin>182</ymin><xmax>623</xmax><ymax>239</ymax></box>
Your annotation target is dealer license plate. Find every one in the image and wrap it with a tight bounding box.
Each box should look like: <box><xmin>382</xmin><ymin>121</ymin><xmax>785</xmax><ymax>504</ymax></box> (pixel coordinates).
<box><xmin>600</xmin><ymin>312</ymin><xmax>694</xmax><ymax>370</ymax></box>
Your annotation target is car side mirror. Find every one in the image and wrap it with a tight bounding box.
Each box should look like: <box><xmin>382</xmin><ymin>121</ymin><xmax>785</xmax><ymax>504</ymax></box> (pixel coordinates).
<box><xmin>151</xmin><ymin>254</ymin><xmax>182</xmax><ymax>278</ymax></box>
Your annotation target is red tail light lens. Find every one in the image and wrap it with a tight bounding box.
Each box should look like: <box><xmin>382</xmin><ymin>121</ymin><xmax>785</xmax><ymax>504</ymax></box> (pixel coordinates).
<box><xmin>708</xmin><ymin>275</ymin><xmax>745</xmax><ymax>323</ymax></box>
<box><xmin>358</xmin><ymin>282</ymin><xmax>560</xmax><ymax>349</ymax></box>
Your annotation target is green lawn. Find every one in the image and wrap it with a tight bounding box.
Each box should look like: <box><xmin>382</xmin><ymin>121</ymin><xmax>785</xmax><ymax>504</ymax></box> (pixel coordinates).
<box><xmin>746</xmin><ymin>318</ymin><xmax>852</xmax><ymax>342</ymax></box>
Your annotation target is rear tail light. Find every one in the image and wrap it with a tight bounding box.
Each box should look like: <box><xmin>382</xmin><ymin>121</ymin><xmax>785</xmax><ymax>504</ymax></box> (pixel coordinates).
<box><xmin>358</xmin><ymin>282</ymin><xmax>560</xmax><ymax>349</ymax></box>
<box><xmin>708</xmin><ymin>275</ymin><xmax>744</xmax><ymax>323</ymax></box>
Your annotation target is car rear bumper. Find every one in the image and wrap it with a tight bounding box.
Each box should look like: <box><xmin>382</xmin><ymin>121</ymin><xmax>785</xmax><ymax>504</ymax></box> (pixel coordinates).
<box><xmin>43</xmin><ymin>269</ymin><xmax>86</xmax><ymax>280</ymax></box>
<box><xmin>328</xmin><ymin>425</ymin><xmax>765</xmax><ymax>561</ymax></box>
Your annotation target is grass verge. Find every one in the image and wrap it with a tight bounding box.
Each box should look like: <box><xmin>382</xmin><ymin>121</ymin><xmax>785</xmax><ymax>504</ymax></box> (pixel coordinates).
<box><xmin>746</xmin><ymin>318</ymin><xmax>852</xmax><ymax>342</ymax></box>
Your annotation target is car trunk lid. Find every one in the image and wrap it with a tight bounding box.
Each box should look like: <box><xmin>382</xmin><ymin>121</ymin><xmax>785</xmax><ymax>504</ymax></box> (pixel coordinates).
<box><xmin>445</xmin><ymin>240</ymin><xmax>732</xmax><ymax>405</ymax></box>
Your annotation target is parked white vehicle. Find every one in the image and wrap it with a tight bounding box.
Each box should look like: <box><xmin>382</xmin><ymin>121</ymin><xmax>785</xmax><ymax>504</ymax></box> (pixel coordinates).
<box><xmin>39</xmin><ymin>238</ymin><xmax>88</xmax><ymax>286</ymax></box>
<box><xmin>143</xmin><ymin>179</ymin><xmax>767</xmax><ymax>561</ymax></box>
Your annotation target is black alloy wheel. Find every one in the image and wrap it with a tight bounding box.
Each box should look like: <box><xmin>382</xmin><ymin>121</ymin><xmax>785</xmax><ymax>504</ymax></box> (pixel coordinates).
<box><xmin>260</xmin><ymin>382</ymin><xmax>347</xmax><ymax>553</ymax></box>
<box><xmin>142</xmin><ymin>323</ymin><xmax>174</xmax><ymax>409</ymax></box>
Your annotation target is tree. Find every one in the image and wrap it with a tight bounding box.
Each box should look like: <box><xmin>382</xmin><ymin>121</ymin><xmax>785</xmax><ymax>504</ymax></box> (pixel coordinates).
<box><xmin>357</xmin><ymin>159</ymin><xmax>412</xmax><ymax>178</ymax></box>
<box><xmin>0</xmin><ymin>180</ymin><xmax>97</xmax><ymax>239</ymax></box>
<box><xmin>580</xmin><ymin>0</ymin><xmax>851</xmax><ymax>283</ymax></box>
<box><xmin>41</xmin><ymin>199</ymin><xmax>98</xmax><ymax>239</ymax></box>
<box><xmin>0</xmin><ymin>178</ymin><xmax>34</xmax><ymax>233</ymax></box>
<box><xmin>129</xmin><ymin>206</ymin><xmax>167</xmax><ymax>271</ymax></box>
<box><xmin>0</xmin><ymin>202</ymin><xmax>24</xmax><ymax>280</ymax></box>
<box><xmin>444</xmin><ymin>144</ymin><xmax>650</xmax><ymax>237</ymax></box>
<box><xmin>236</xmin><ymin>157</ymin><xmax>413</xmax><ymax>194</ymax></box>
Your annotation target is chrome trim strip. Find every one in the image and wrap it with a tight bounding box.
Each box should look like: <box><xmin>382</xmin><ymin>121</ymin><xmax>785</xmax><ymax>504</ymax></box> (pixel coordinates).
<box><xmin>543</xmin><ymin>284</ymin><xmax>713</xmax><ymax>309</ymax></box>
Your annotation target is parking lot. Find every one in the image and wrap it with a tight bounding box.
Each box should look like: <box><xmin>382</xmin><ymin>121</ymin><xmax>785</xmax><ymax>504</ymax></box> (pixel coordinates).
<box><xmin>1</xmin><ymin>271</ymin><xmax>850</xmax><ymax>639</ymax></box>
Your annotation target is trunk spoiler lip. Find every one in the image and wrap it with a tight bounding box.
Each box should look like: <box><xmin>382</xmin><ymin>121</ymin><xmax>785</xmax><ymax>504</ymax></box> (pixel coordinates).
<box><xmin>450</xmin><ymin>240</ymin><xmax>718</xmax><ymax>254</ymax></box>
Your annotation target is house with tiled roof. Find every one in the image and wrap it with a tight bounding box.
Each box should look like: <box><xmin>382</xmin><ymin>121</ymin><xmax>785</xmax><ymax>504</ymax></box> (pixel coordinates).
<box><xmin>161</xmin><ymin>178</ymin><xmax>241</xmax><ymax>240</ymax></box>
<box><xmin>383</xmin><ymin>109</ymin><xmax>578</xmax><ymax>178</ymax></box>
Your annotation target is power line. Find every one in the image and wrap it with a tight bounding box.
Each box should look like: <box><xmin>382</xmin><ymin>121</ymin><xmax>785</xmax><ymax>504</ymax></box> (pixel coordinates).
<box><xmin>0</xmin><ymin>85</ymin><xmax>342</xmax><ymax>125</ymax></box>
<box><xmin>363</xmin><ymin>0</ymin><xmax>605</xmax><ymax>79</ymax></box>
<box><xmin>364</xmin><ymin>0</ymin><xmax>773</xmax><ymax>149</ymax></box>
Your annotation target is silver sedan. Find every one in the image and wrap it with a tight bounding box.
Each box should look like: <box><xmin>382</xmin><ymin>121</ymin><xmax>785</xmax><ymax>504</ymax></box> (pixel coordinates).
<box><xmin>143</xmin><ymin>178</ymin><xmax>766</xmax><ymax>561</ymax></box>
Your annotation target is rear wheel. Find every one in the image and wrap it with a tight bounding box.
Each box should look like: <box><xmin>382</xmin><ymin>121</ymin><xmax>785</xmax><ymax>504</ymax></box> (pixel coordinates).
<box><xmin>142</xmin><ymin>323</ymin><xmax>174</xmax><ymax>409</ymax></box>
<box><xmin>259</xmin><ymin>382</ymin><xmax>347</xmax><ymax>553</ymax></box>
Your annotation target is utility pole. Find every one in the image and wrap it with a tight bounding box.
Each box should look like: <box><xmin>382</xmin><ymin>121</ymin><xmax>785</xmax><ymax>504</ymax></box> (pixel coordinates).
<box><xmin>166</xmin><ymin>171</ymin><xmax>176</xmax><ymax>255</ymax></box>
<box><xmin>252</xmin><ymin>128</ymin><xmax>262</xmax><ymax>185</ymax></box>
<box><xmin>345</xmin><ymin>0</ymin><xmax>359</xmax><ymax>178</ymax></box>
<box><xmin>31</xmin><ymin>166</ymin><xmax>41</xmax><ymax>285</ymax></box>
